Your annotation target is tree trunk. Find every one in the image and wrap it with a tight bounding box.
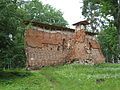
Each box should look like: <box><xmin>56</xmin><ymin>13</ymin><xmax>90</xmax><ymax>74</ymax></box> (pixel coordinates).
<box><xmin>118</xmin><ymin>0</ymin><xmax>120</xmax><ymax>52</ymax></box>
<box><xmin>112</xmin><ymin>0</ymin><xmax>120</xmax><ymax>62</ymax></box>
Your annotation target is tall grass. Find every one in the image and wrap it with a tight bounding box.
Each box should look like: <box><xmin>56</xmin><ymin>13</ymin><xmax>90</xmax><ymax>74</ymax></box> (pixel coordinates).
<box><xmin>0</xmin><ymin>63</ymin><xmax>120</xmax><ymax>90</ymax></box>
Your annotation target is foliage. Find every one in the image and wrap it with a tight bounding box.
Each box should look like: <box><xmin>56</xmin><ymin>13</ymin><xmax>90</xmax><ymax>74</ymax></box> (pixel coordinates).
<box><xmin>0</xmin><ymin>0</ymin><xmax>26</xmax><ymax>69</ymax></box>
<box><xmin>82</xmin><ymin>0</ymin><xmax>120</xmax><ymax>62</ymax></box>
<box><xmin>1</xmin><ymin>64</ymin><xmax>120</xmax><ymax>90</ymax></box>
<box><xmin>0</xmin><ymin>0</ymin><xmax>68</xmax><ymax>69</ymax></box>
<box><xmin>82</xmin><ymin>0</ymin><xmax>119</xmax><ymax>30</ymax></box>
<box><xmin>22</xmin><ymin>0</ymin><xmax>68</xmax><ymax>27</ymax></box>
<box><xmin>98</xmin><ymin>26</ymin><xmax>119</xmax><ymax>63</ymax></box>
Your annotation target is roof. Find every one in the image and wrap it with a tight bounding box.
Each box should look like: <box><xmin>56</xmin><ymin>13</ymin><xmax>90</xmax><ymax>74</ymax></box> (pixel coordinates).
<box><xmin>24</xmin><ymin>20</ymin><xmax>75</xmax><ymax>32</ymax></box>
<box><xmin>73</xmin><ymin>20</ymin><xmax>90</xmax><ymax>26</ymax></box>
<box><xmin>85</xmin><ymin>32</ymin><xmax>98</xmax><ymax>36</ymax></box>
<box><xmin>24</xmin><ymin>20</ymin><xmax>97</xmax><ymax>35</ymax></box>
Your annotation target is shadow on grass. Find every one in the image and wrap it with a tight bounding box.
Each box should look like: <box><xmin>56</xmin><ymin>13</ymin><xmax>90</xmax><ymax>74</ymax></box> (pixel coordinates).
<box><xmin>0</xmin><ymin>70</ymin><xmax>32</xmax><ymax>85</ymax></box>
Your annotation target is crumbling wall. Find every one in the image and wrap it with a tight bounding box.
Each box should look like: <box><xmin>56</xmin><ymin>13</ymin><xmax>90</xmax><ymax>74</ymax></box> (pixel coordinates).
<box><xmin>25</xmin><ymin>29</ymin><xmax>73</xmax><ymax>68</ymax></box>
<box><xmin>66</xmin><ymin>30</ymin><xmax>105</xmax><ymax>64</ymax></box>
<box><xmin>25</xmin><ymin>28</ymin><xmax>105</xmax><ymax>69</ymax></box>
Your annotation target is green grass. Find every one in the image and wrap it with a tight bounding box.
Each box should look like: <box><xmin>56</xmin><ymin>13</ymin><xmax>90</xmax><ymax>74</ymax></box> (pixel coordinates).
<box><xmin>0</xmin><ymin>63</ymin><xmax>120</xmax><ymax>90</ymax></box>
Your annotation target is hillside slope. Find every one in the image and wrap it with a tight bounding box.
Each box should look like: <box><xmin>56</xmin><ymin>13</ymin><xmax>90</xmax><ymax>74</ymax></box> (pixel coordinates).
<box><xmin>0</xmin><ymin>63</ymin><xmax>120</xmax><ymax>90</ymax></box>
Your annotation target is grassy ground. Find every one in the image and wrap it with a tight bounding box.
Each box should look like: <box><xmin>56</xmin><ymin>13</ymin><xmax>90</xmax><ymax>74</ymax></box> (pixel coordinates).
<box><xmin>0</xmin><ymin>63</ymin><xmax>120</xmax><ymax>90</ymax></box>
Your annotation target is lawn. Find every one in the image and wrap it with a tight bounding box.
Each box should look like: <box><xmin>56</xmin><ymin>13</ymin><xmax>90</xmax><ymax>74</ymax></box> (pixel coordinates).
<box><xmin>0</xmin><ymin>63</ymin><xmax>120</xmax><ymax>90</ymax></box>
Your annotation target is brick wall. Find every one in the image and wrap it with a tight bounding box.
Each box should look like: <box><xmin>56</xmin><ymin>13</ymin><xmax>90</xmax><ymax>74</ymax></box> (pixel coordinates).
<box><xmin>25</xmin><ymin>28</ymin><xmax>73</xmax><ymax>68</ymax></box>
<box><xmin>25</xmin><ymin>28</ymin><xmax>105</xmax><ymax>69</ymax></box>
<box><xmin>69</xmin><ymin>30</ymin><xmax>105</xmax><ymax>64</ymax></box>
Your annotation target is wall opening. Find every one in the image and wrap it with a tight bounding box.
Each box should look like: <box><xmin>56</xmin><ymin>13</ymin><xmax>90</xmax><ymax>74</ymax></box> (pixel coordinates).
<box><xmin>62</xmin><ymin>38</ymin><xmax>66</xmax><ymax>51</ymax></box>
<box><xmin>57</xmin><ymin>46</ymin><xmax>60</xmax><ymax>51</ymax></box>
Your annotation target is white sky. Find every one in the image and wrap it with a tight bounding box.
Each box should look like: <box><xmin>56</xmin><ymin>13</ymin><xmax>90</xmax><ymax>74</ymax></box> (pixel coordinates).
<box><xmin>41</xmin><ymin>0</ymin><xmax>84</xmax><ymax>28</ymax></box>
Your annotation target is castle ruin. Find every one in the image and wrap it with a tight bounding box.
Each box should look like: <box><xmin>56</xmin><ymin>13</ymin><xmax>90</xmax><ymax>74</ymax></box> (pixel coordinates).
<box><xmin>24</xmin><ymin>20</ymin><xmax>105</xmax><ymax>69</ymax></box>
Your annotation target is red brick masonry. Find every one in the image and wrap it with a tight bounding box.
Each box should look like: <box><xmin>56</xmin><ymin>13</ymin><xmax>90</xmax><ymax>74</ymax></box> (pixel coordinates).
<box><xmin>25</xmin><ymin>23</ymin><xmax>105</xmax><ymax>69</ymax></box>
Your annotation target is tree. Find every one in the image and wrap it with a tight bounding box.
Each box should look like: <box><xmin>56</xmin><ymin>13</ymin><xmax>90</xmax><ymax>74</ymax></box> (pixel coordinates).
<box><xmin>118</xmin><ymin>0</ymin><xmax>120</xmax><ymax>50</ymax></box>
<box><xmin>22</xmin><ymin>0</ymin><xmax>68</xmax><ymax>27</ymax></box>
<box><xmin>98</xmin><ymin>26</ymin><xmax>119</xmax><ymax>63</ymax></box>
<box><xmin>82</xmin><ymin>0</ymin><xmax>120</xmax><ymax>62</ymax></box>
<box><xmin>0</xmin><ymin>0</ymin><xmax>68</xmax><ymax>69</ymax></box>
<box><xmin>0</xmin><ymin>0</ymin><xmax>26</xmax><ymax>68</ymax></box>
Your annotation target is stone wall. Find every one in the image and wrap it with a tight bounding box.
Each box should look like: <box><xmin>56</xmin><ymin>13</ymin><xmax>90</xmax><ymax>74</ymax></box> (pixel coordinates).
<box><xmin>25</xmin><ymin>28</ymin><xmax>105</xmax><ymax>69</ymax></box>
<box><xmin>25</xmin><ymin>28</ymin><xmax>73</xmax><ymax>68</ymax></box>
<box><xmin>66</xmin><ymin>30</ymin><xmax>105</xmax><ymax>64</ymax></box>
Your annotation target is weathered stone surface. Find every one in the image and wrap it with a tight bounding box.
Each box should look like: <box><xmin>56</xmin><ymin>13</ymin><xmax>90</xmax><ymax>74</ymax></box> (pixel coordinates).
<box><xmin>74</xmin><ymin>30</ymin><xmax>86</xmax><ymax>43</ymax></box>
<box><xmin>25</xmin><ymin>26</ymin><xmax>105</xmax><ymax>69</ymax></box>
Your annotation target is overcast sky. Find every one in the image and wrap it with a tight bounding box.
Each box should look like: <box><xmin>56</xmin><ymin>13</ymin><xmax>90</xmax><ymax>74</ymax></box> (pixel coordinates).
<box><xmin>41</xmin><ymin>0</ymin><xmax>84</xmax><ymax>28</ymax></box>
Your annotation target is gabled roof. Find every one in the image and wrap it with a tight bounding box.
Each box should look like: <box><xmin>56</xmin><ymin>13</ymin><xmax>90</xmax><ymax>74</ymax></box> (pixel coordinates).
<box><xmin>73</xmin><ymin>20</ymin><xmax>90</xmax><ymax>26</ymax></box>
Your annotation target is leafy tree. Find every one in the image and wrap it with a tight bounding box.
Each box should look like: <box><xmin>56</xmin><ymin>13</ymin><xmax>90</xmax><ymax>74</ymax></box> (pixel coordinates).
<box><xmin>0</xmin><ymin>0</ymin><xmax>68</xmax><ymax>69</ymax></box>
<box><xmin>82</xmin><ymin>0</ymin><xmax>120</xmax><ymax>63</ymax></box>
<box><xmin>0</xmin><ymin>0</ymin><xmax>26</xmax><ymax>69</ymax></box>
<box><xmin>22</xmin><ymin>0</ymin><xmax>68</xmax><ymax>27</ymax></box>
<box><xmin>98</xmin><ymin>26</ymin><xmax>119</xmax><ymax>63</ymax></box>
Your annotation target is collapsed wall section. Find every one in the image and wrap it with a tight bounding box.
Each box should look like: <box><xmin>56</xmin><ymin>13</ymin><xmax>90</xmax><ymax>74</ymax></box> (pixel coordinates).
<box><xmin>66</xmin><ymin>30</ymin><xmax>105</xmax><ymax>64</ymax></box>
